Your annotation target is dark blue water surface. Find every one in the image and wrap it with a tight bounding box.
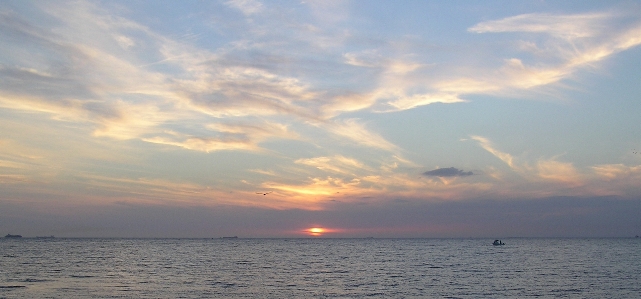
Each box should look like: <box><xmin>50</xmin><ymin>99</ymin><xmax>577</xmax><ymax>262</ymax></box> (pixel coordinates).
<box><xmin>1</xmin><ymin>238</ymin><xmax>639</xmax><ymax>298</ymax></box>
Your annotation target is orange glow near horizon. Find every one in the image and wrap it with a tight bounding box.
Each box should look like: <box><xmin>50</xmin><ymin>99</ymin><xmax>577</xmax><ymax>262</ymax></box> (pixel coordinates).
<box><xmin>306</xmin><ymin>227</ymin><xmax>326</xmax><ymax>236</ymax></box>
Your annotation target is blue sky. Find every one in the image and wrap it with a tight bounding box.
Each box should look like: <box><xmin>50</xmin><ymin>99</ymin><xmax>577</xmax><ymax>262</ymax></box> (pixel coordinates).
<box><xmin>1</xmin><ymin>0</ymin><xmax>640</xmax><ymax>237</ymax></box>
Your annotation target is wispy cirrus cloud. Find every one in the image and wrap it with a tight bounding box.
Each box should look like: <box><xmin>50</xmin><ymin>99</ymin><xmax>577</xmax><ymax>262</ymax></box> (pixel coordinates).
<box><xmin>0</xmin><ymin>174</ymin><xmax>29</xmax><ymax>184</ymax></box>
<box><xmin>471</xmin><ymin>135</ymin><xmax>583</xmax><ymax>185</ymax></box>
<box><xmin>467</xmin><ymin>12</ymin><xmax>641</xmax><ymax>92</ymax></box>
<box><xmin>385</xmin><ymin>93</ymin><xmax>466</xmax><ymax>112</ymax></box>
<box><xmin>470</xmin><ymin>136</ymin><xmax>516</xmax><ymax>169</ymax></box>
<box><xmin>468</xmin><ymin>13</ymin><xmax>611</xmax><ymax>38</ymax></box>
<box><xmin>0</xmin><ymin>4</ymin><xmax>178</xmax><ymax>141</ymax></box>
<box><xmin>588</xmin><ymin>164</ymin><xmax>641</xmax><ymax>197</ymax></box>
<box><xmin>143</xmin><ymin>120</ymin><xmax>298</xmax><ymax>153</ymax></box>
<box><xmin>592</xmin><ymin>164</ymin><xmax>641</xmax><ymax>180</ymax></box>
<box><xmin>373</xmin><ymin>11</ymin><xmax>641</xmax><ymax>113</ymax></box>
<box><xmin>0</xmin><ymin>1</ymin><xmax>319</xmax><ymax>149</ymax></box>
<box><xmin>4</xmin><ymin>2</ymin><xmax>640</xmax><ymax>157</ymax></box>
<box><xmin>225</xmin><ymin>0</ymin><xmax>264</xmax><ymax>16</ymax></box>
<box><xmin>467</xmin><ymin>136</ymin><xmax>641</xmax><ymax>198</ymax></box>
<box><xmin>295</xmin><ymin>155</ymin><xmax>372</xmax><ymax>176</ymax></box>
<box><xmin>536</xmin><ymin>159</ymin><xmax>582</xmax><ymax>185</ymax></box>
<box><xmin>322</xmin><ymin>119</ymin><xmax>399</xmax><ymax>152</ymax></box>
<box><xmin>142</xmin><ymin>136</ymin><xmax>257</xmax><ymax>153</ymax></box>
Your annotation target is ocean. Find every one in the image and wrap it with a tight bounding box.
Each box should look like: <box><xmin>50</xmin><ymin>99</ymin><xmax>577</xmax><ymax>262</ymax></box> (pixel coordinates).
<box><xmin>1</xmin><ymin>238</ymin><xmax>639</xmax><ymax>298</ymax></box>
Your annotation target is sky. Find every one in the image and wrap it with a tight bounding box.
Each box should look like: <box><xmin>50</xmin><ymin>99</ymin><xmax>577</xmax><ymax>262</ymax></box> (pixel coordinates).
<box><xmin>1</xmin><ymin>0</ymin><xmax>640</xmax><ymax>238</ymax></box>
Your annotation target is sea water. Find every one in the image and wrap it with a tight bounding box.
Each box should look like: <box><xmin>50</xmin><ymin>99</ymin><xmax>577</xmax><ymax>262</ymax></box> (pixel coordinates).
<box><xmin>1</xmin><ymin>238</ymin><xmax>639</xmax><ymax>298</ymax></box>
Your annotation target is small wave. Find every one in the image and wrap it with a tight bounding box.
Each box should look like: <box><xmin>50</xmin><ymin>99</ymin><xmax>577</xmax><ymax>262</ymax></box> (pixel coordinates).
<box><xmin>0</xmin><ymin>285</ymin><xmax>26</xmax><ymax>289</ymax></box>
<box><xmin>210</xmin><ymin>281</ymin><xmax>237</xmax><ymax>288</ymax></box>
<box><xmin>23</xmin><ymin>278</ymin><xmax>48</xmax><ymax>283</ymax></box>
<box><xmin>365</xmin><ymin>292</ymin><xmax>385</xmax><ymax>297</ymax></box>
<box><xmin>70</xmin><ymin>275</ymin><xmax>95</xmax><ymax>278</ymax></box>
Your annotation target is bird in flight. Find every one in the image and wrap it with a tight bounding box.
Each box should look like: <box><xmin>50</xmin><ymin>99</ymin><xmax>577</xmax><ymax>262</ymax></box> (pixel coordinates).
<box><xmin>256</xmin><ymin>191</ymin><xmax>272</xmax><ymax>195</ymax></box>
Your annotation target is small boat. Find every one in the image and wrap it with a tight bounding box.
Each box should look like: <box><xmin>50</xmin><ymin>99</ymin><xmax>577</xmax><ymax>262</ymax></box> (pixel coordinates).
<box><xmin>493</xmin><ymin>239</ymin><xmax>505</xmax><ymax>246</ymax></box>
<box><xmin>221</xmin><ymin>236</ymin><xmax>238</xmax><ymax>239</ymax></box>
<box><xmin>4</xmin><ymin>234</ymin><xmax>23</xmax><ymax>238</ymax></box>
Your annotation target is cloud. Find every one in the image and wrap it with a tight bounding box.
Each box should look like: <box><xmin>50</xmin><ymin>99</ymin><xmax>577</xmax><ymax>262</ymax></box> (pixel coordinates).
<box><xmin>465</xmin><ymin>136</ymin><xmax>641</xmax><ymax>199</ymax></box>
<box><xmin>305</xmin><ymin>0</ymin><xmax>350</xmax><ymax>25</ymax></box>
<box><xmin>343</xmin><ymin>51</ymin><xmax>424</xmax><ymax>73</ymax></box>
<box><xmin>470</xmin><ymin>135</ymin><xmax>584</xmax><ymax>185</ymax></box>
<box><xmin>319</xmin><ymin>92</ymin><xmax>379</xmax><ymax>119</ymax></box>
<box><xmin>536</xmin><ymin>159</ymin><xmax>582</xmax><ymax>185</ymax></box>
<box><xmin>423</xmin><ymin>167</ymin><xmax>473</xmax><ymax>178</ymax></box>
<box><xmin>4</xmin><ymin>2</ymin><xmax>640</xmax><ymax>157</ymax></box>
<box><xmin>249</xmin><ymin>169</ymin><xmax>277</xmax><ymax>176</ymax></box>
<box><xmin>351</xmin><ymin>11</ymin><xmax>641</xmax><ymax>115</ymax></box>
<box><xmin>341</xmin><ymin>12</ymin><xmax>628</xmax><ymax>115</ymax></box>
<box><xmin>384</xmin><ymin>93</ymin><xmax>466</xmax><ymax>112</ymax></box>
<box><xmin>323</xmin><ymin>119</ymin><xmax>399</xmax><ymax>152</ymax></box>
<box><xmin>0</xmin><ymin>4</ymin><xmax>179</xmax><ymax>141</ymax></box>
<box><xmin>142</xmin><ymin>136</ymin><xmax>258</xmax><ymax>153</ymax></box>
<box><xmin>468</xmin><ymin>13</ymin><xmax>611</xmax><ymax>38</ymax></box>
<box><xmin>467</xmin><ymin>12</ymin><xmax>641</xmax><ymax>93</ymax></box>
<box><xmin>0</xmin><ymin>174</ymin><xmax>29</xmax><ymax>184</ymax></box>
<box><xmin>225</xmin><ymin>0</ymin><xmax>264</xmax><ymax>16</ymax></box>
<box><xmin>177</xmin><ymin>66</ymin><xmax>319</xmax><ymax>118</ymax></box>
<box><xmin>207</xmin><ymin>121</ymin><xmax>298</xmax><ymax>141</ymax></box>
<box><xmin>470</xmin><ymin>136</ymin><xmax>516</xmax><ymax>169</ymax></box>
<box><xmin>592</xmin><ymin>164</ymin><xmax>641</xmax><ymax>180</ymax></box>
<box><xmin>0</xmin><ymin>1</ymin><xmax>326</xmax><ymax>149</ymax></box>
<box><xmin>295</xmin><ymin>155</ymin><xmax>371</xmax><ymax>175</ymax></box>
<box><xmin>141</xmin><ymin>120</ymin><xmax>299</xmax><ymax>153</ymax></box>
<box><xmin>586</xmin><ymin>164</ymin><xmax>641</xmax><ymax>197</ymax></box>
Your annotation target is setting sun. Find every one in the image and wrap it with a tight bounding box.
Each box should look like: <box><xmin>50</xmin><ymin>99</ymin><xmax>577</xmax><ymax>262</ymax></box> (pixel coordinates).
<box><xmin>306</xmin><ymin>227</ymin><xmax>325</xmax><ymax>236</ymax></box>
